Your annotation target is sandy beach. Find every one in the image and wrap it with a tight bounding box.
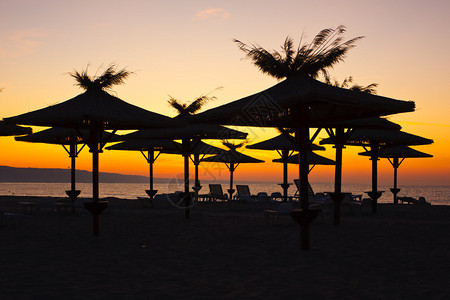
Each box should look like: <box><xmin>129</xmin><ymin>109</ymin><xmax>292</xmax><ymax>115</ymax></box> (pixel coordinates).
<box><xmin>1</xmin><ymin>196</ymin><xmax>449</xmax><ymax>299</ymax></box>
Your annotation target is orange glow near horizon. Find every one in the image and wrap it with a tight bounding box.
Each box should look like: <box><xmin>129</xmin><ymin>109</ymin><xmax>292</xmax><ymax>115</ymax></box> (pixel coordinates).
<box><xmin>1</xmin><ymin>124</ymin><xmax>447</xmax><ymax>187</ymax></box>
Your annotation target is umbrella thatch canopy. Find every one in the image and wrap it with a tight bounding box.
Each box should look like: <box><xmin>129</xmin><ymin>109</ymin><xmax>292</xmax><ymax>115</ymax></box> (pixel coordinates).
<box><xmin>358</xmin><ymin>145</ymin><xmax>433</xmax><ymax>159</ymax></box>
<box><xmin>15</xmin><ymin>127</ymin><xmax>122</xmax><ymax>202</ymax></box>
<box><xmin>359</xmin><ymin>145</ymin><xmax>433</xmax><ymax>204</ymax></box>
<box><xmin>273</xmin><ymin>152</ymin><xmax>335</xmax><ymax>167</ymax></box>
<box><xmin>123</xmin><ymin>124</ymin><xmax>246</xmax><ymax>217</ymax></box>
<box><xmin>0</xmin><ymin>121</ymin><xmax>32</xmax><ymax>136</ymax></box>
<box><xmin>321</xmin><ymin>128</ymin><xmax>434</xmax><ymax>147</ymax></box>
<box><xmin>14</xmin><ymin>127</ymin><xmax>122</xmax><ymax>145</ymax></box>
<box><xmin>124</xmin><ymin>123</ymin><xmax>247</xmax><ymax>140</ymax></box>
<box><xmin>192</xmin><ymin>75</ymin><xmax>415</xmax><ymax>128</ymax></box>
<box><xmin>4</xmin><ymin>89</ymin><xmax>176</xmax><ymax>130</ymax></box>
<box><xmin>321</xmin><ymin>129</ymin><xmax>433</xmax><ymax>211</ymax></box>
<box><xmin>192</xmin><ymin>74</ymin><xmax>415</xmax><ymax>250</ymax></box>
<box><xmin>247</xmin><ymin>133</ymin><xmax>324</xmax><ymax>202</ymax></box>
<box><xmin>4</xmin><ymin>83</ymin><xmax>178</xmax><ymax>235</ymax></box>
<box><xmin>246</xmin><ymin>134</ymin><xmax>325</xmax><ymax>151</ymax></box>
<box><xmin>201</xmin><ymin>150</ymin><xmax>264</xmax><ymax>198</ymax></box>
<box><xmin>330</xmin><ymin>117</ymin><xmax>402</xmax><ymax>130</ymax></box>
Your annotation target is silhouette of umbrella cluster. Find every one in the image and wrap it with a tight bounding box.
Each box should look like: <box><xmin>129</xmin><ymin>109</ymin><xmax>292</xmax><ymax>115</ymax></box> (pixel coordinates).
<box><xmin>105</xmin><ymin>139</ymin><xmax>225</xmax><ymax>204</ymax></box>
<box><xmin>201</xmin><ymin>148</ymin><xmax>264</xmax><ymax>198</ymax></box>
<box><xmin>247</xmin><ymin>133</ymin><xmax>325</xmax><ymax>202</ymax></box>
<box><xmin>3</xmin><ymin>51</ymin><xmax>430</xmax><ymax>253</ymax></box>
<box><xmin>193</xmin><ymin>75</ymin><xmax>415</xmax><ymax>250</ymax></box>
<box><xmin>122</xmin><ymin>124</ymin><xmax>247</xmax><ymax>217</ymax></box>
<box><xmin>15</xmin><ymin>127</ymin><xmax>122</xmax><ymax>202</ymax></box>
<box><xmin>359</xmin><ymin>145</ymin><xmax>432</xmax><ymax>203</ymax></box>
<box><xmin>4</xmin><ymin>66</ymin><xmax>180</xmax><ymax>235</ymax></box>
<box><xmin>321</xmin><ymin>128</ymin><xmax>433</xmax><ymax>212</ymax></box>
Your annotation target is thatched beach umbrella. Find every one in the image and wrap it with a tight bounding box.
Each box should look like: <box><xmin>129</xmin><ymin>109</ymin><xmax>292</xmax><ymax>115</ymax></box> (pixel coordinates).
<box><xmin>3</xmin><ymin>65</ymin><xmax>179</xmax><ymax>235</ymax></box>
<box><xmin>247</xmin><ymin>133</ymin><xmax>325</xmax><ymax>202</ymax></box>
<box><xmin>123</xmin><ymin>124</ymin><xmax>247</xmax><ymax>218</ymax></box>
<box><xmin>321</xmin><ymin>129</ymin><xmax>433</xmax><ymax>212</ymax></box>
<box><xmin>106</xmin><ymin>139</ymin><xmax>178</xmax><ymax>202</ymax></box>
<box><xmin>192</xmin><ymin>75</ymin><xmax>415</xmax><ymax>250</ymax></box>
<box><xmin>15</xmin><ymin>127</ymin><xmax>122</xmax><ymax>202</ymax></box>
<box><xmin>201</xmin><ymin>149</ymin><xmax>264</xmax><ymax>198</ymax></box>
<box><xmin>359</xmin><ymin>145</ymin><xmax>432</xmax><ymax>204</ymax></box>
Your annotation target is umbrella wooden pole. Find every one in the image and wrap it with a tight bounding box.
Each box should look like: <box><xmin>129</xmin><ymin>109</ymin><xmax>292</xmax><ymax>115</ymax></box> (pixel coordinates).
<box><xmin>70</xmin><ymin>143</ymin><xmax>77</xmax><ymax>192</ymax></box>
<box><xmin>334</xmin><ymin>128</ymin><xmax>344</xmax><ymax>194</ymax></box>
<box><xmin>293</xmin><ymin>105</ymin><xmax>315</xmax><ymax>251</ymax></box>
<box><xmin>194</xmin><ymin>154</ymin><xmax>200</xmax><ymax>187</ymax></box>
<box><xmin>282</xmin><ymin>150</ymin><xmax>289</xmax><ymax>202</ymax></box>
<box><xmin>392</xmin><ymin>157</ymin><xmax>400</xmax><ymax>204</ymax></box>
<box><xmin>371</xmin><ymin>144</ymin><xmax>378</xmax><ymax>193</ymax></box>
<box><xmin>149</xmin><ymin>149</ymin><xmax>154</xmax><ymax>192</ymax></box>
<box><xmin>229</xmin><ymin>163</ymin><xmax>235</xmax><ymax>199</ymax></box>
<box><xmin>330</xmin><ymin>127</ymin><xmax>345</xmax><ymax>226</ymax></box>
<box><xmin>182</xmin><ymin>138</ymin><xmax>190</xmax><ymax>219</ymax></box>
<box><xmin>367</xmin><ymin>142</ymin><xmax>382</xmax><ymax>213</ymax></box>
<box><xmin>91</xmin><ymin>123</ymin><xmax>100</xmax><ymax>236</ymax></box>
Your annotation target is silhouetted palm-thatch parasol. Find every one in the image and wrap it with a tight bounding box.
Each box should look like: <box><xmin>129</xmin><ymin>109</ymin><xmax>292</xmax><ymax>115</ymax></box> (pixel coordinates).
<box><xmin>4</xmin><ymin>65</ymin><xmax>178</xmax><ymax>235</ymax></box>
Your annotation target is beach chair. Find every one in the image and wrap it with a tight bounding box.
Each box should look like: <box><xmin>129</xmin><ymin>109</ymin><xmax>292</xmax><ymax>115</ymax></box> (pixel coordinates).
<box><xmin>397</xmin><ymin>196</ymin><xmax>430</xmax><ymax>206</ymax></box>
<box><xmin>293</xmin><ymin>179</ymin><xmax>317</xmax><ymax>203</ymax></box>
<box><xmin>271</xmin><ymin>192</ymin><xmax>283</xmax><ymax>202</ymax></box>
<box><xmin>235</xmin><ymin>185</ymin><xmax>256</xmax><ymax>200</ymax></box>
<box><xmin>207</xmin><ymin>184</ymin><xmax>228</xmax><ymax>202</ymax></box>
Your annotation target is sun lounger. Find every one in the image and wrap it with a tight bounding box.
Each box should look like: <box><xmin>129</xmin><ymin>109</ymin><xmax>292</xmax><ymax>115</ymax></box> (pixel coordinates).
<box><xmin>398</xmin><ymin>196</ymin><xmax>430</xmax><ymax>206</ymax></box>
<box><xmin>207</xmin><ymin>184</ymin><xmax>228</xmax><ymax>202</ymax></box>
<box><xmin>270</xmin><ymin>192</ymin><xmax>283</xmax><ymax>202</ymax></box>
<box><xmin>235</xmin><ymin>185</ymin><xmax>256</xmax><ymax>200</ymax></box>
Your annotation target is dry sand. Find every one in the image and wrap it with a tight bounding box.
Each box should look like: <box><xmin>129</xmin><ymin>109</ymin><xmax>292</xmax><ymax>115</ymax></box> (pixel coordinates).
<box><xmin>1</xmin><ymin>196</ymin><xmax>449</xmax><ymax>299</ymax></box>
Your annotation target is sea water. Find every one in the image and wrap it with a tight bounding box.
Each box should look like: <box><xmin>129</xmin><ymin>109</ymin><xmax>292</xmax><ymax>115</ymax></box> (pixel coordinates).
<box><xmin>0</xmin><ymin>182</ymin><xmax>449</xmax><ymax>206</ymax></box>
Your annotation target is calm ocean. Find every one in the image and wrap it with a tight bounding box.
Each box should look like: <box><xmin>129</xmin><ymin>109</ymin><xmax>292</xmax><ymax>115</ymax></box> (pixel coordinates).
<box><xmin>1</xmin><ymin>182</ymin><xmax>449</xmax><ymax>206</ymax></box>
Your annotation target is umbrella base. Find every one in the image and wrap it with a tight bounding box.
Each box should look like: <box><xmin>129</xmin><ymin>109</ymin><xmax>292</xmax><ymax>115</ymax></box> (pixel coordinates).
<box><xmin>227</xmin><ymin>189</ymin><xmax>235</xmax><ymax>199</ymax></box>
<box><xmin>145</xmin><ymin>189</ymin><xmax>158</xmax><ymax>198</ymax></box>
<box><xmin>84</xmin><ymin>201</ymin><xmax>109</xmax><ymax>236</ymax></box>
<box><xmin>65</xmin><ymin>190</ymin><xmax>81</xmax><ymax>202</ymax></box>
<box><xmin>365</xmin><ymin>191</ymin><xmax>384</xmax><ymax>213</ymax></box>
<box><xmin>328</xmin><ymin>192</ymin><xmax>350</xmax><ymax>225</ymax></box>
<box><xmin>390</xmin><ymin>188</ymin><xmax>401</xmax><ymax>204</ymax></box>
<box><xmin>290</xmin><ymin>209</ymin><xmax>319</xmax><ymax>251</ymax></box>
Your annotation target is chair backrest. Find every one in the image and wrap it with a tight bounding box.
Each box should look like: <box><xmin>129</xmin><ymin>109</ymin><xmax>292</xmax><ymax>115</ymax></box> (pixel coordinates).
<box><xmin>209</xmin><ymin>184</ymin><xmax>224</xmax><ymax>196</ymax></box>
<box><xmin>236</xmin><ymin>185</ymin><xmax>251</xmax><ymax>197</ymax></box>
<box><xmin>271</xmin><ymin>192</ymin><xmax>283</xmax><ymax>201</ymax></box>
<box><xmin>293</xmin><ymin>179</ymin><xmax>314</xmax><ymax>201</ymax></box>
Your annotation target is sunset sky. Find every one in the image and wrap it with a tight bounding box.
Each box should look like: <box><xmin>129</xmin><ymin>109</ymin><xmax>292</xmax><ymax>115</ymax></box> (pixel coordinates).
<box><xmin>1</xmin><ymin>0</ymin><xmax>449</xmax><ymax>186</ymax></box>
